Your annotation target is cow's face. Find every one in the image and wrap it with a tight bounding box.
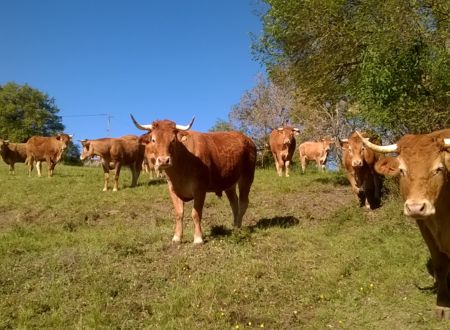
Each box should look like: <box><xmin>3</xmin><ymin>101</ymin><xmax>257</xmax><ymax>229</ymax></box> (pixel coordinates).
<box><xmin>375</xmin><ymin>135</ymin><xmax>450</xmax><ymax>219</ymax></box>
<box><xmin>141</xmin><ymin>120</ymin><xmax>181</xmax><ymax>170</ymax></box>
<box><xmin>342</xmin><ymin>135</ymin><xmax>366</xmax><ymax>168</ymax></box>
<box><xmin>80</xmin><ymin>140</ymin><xmax>93</xmax><ymax>160</ymax></box>
<box><xmin>0</xmin><ymin>140</ymin><xmax>8</xmax><ymax>154</ymax></box>
<box><xmin>57</xmin><ymin>134</ymin><xmax>72</xmax><ymax>152</ymax></box>
<box><xmin>277</xmin><ymin>127</ymin><xmax>299</xmax><ymax>146</ymax></box>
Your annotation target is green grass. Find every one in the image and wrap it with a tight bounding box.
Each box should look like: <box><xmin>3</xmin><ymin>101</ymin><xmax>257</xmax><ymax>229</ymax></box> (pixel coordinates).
<box><xmin>0</xmin><ymin>163</ymin><xmax>447</xmax><ymax>329</ymax></box>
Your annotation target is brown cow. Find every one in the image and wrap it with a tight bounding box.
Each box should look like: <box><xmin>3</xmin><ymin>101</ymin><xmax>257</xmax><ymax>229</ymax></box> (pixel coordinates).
<box><xmin>340</xmin><ymin>132</ymin><xmax>382</xmax><ymax>209</ymax></box>
<box><xmin>298</xmin><ymin>137</ymin><xmax>334</xmax><ymax>173</ymax></box>
<box><xmin>359</xmin><ymin>129</ymin><xmax>450</xmax><ymax>318</ymax></box>
<box><xmin>26</xmin><ymin>134</ymin><xmax>72</xmax><ymax>177</ymax></box>
<box><xmin>80</xmin><ymin>135</ymin><xmax>144</xmax><ymax>191</ymax></box>
<box><xmin>268</xmin><ymin>126</ymin><xmax>300</xmax><ymax>177</ymax></box>
<box><xmin>131</xmin><ymin>114</ymin><xmax>257</xmax><ymax>244</ymax></box>
<box><xmin>0</xmin><ymin>140</ymin><xmax>28</xmax><ymax>174</ymax></box>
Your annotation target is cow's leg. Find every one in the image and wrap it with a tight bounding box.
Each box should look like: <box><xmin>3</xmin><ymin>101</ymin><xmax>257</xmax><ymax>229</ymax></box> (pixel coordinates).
<box><xmin>9</xmin><ymin>163</ymin><xmax>14</xmax><ymax>175</ymax></box>
<box><xmin>37</xmin><ymin>160</ymin><xmax>44</xmax><ymax>177</ymax></box>
<box><xmin>102</xmin><ymin>162</ymin><xmax>109</xmax><ymax>191</ymax></box>
<box><xmin>301</xmin><ymin>156</ymin><xmax>306</xmax><ymax>174</ymax></box>
<box><xmin>235</xmin><ymin>177</ymin><xmax>252</xmax><ymax>228</ymax></box>
<box><xmin>272</xmin><ymin>152</ymin><xmax>282</xmax><ymax>176</ymax></box>
<box><xmin>27</xmin><ymin>157</ymin><xmax>33</xmax><ymax>177</ymax></box>
<box><xmin>113</xmin><ymin>163</ymin><xmax>121</xmax><ymax>191</ymax></box>
<box><xmin>192</xmin><ymin>192</ymin><xmax>206</xmax><ymax>244</ymax></box>
<box><xmin>133</xmin><ymin>161</ymin><xmax>142</xmax><ymax>187</ymax></box>
<box><xmin>225</xmin><ymin>185</ymin><xmax>239</xmax><ymax>226</ymax></box>
<box><xmin>285</xmin><ymin>160</ymin><xmax>291</xmax><ymax>177</ymax></box>
<box><xmin>130</xmin><ymin>164</ymin><xmax>137</xmax><ymax>187</ymax></box>
<box><xmin>48</xmin><ymin>161</ymin><xmax>55</xmax><ymax>177</ymax></box>
<box><xmin>417</xmin><ymin>221</ymin><xmax>450</xmax><ymax>318</ymax></box>
<box><xmin>168</xmin><ymin>182</ymin><xmax>184</xmax><ymax>243</ymax></box>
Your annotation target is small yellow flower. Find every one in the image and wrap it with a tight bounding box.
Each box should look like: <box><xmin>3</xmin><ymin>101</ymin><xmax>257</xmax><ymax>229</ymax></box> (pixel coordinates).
<box><xmin>369</xmin><ymin>283</ymin><xmax>374</xmax><ymax>288</ymax></box>
<box><xmin>260</xmin><ymin>324</ymin><xmax>264</xmax><ymax>328</ymax></box>
<box><xmin>248</xmin><ymin>322</ymin><xmax>252</xmax><ymax>326</ymax></box>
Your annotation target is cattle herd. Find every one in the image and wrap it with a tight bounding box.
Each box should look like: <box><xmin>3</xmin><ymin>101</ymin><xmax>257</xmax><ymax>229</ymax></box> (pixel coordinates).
<box><xmin>1</xmin><ymin>117</ymin><xmax>450</xmax><ymax>318</ymax></box>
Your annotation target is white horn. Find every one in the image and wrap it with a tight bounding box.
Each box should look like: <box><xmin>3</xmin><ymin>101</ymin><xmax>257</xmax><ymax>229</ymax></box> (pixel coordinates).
<box><xmin>355</xmin><ymin>131</ymin><xmax>398</xmax><ymax>153</ymax></box>
<box><xmin>130</xmin><ymin>114</ymin><xmax>153</xmax><ymax>131</ymax></box>
<box><xmin>444</xmin><ymin>138</ymin><xmax>450</xmax><ymax>147</ymax></box>
<box><xmin>176</xmin><ymin>116</ymin><xmax>195</xmax><ymax>130</ymax></box>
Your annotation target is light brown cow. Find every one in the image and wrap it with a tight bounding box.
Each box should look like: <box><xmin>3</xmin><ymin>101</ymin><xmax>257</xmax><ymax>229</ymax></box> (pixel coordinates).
<box><xmin>268</xmin><ymin>126</ymin><xmax>300</xmax><ymax>177</ymax></box>
<box><xmin>340</xmin><ymin>132</ymin><xmax>382</xmax><ymax>209</ymax></box>
<box><xmin>359</xmin><ymin>129</ymin><xmax>450</xmax><ymax>318</ymax></box>
<box><xmin>298</xmin><ymin>138</ymin><xmax>334</xmax><ymax>173</ymax></box>
<box><xmin>0</xmin><ymin>140</ymin><xmax>28</xmax><ymax>174</ymax></box>
<box><xmin>131</xmin><ymin>114</ymin><xmax>257</xmax><ymax>244</ymax></box>
<box><xmin>26</xmin><ymin>134</ymin><xmax>72</xmax><ymax>177</ymax></box>
<box><xmin>80</xmin><ymin>135</ymin><xmax>144</xmax><ymax>191</ymax></box>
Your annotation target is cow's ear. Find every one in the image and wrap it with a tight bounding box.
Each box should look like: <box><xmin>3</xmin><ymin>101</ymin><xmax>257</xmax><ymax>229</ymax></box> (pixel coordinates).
<box><xmin>339</xmin><ymin>140</ymin><xmax>349</xmax><ymax>150</ymax></box>
<box><xmin>375</xmin><ymin>157</ymin><xmax>400</xmax><ymax>176</ymax></box>
<box><xmin>139</xmin><ymin>135</ymin><xmax>150</xmax><ymax>145</ymax></box>
<box><xmin>177</xmin><ymin>131</ymin><xmax>189</xmax><ymax>143</ymax></box>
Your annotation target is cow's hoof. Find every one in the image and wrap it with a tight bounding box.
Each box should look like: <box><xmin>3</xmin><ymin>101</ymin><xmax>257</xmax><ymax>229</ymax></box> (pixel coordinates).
<box><xmin>172</xmin><ymin>236</ymin><xmax>181</xmax><ymax>244</ymax></box>
<box><xmin>435</xmin><ymin>306</ymin><xmax>450</xmax><ymax>319</ymax></box>
<box><xmin>193</xmin><ymin>236</ymin><xmax>204</xmax><ymax>245</ymax></box>
<box><xmin>113</xmin><ymin>189</ymin><xmax>118</xmax><ymax>192</ymax></box>
<box><xmin>102</xmin><ymin>188</ymin><xmax>108</xmax><ymax>192</ymax></box>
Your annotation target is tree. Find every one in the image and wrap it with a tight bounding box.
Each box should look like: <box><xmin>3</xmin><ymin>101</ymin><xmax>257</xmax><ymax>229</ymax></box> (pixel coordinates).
<box><xmin>0</xmin><ymin>82</ymin><xmax>65</xmax><ymax>141</ymax></box>
<box><xmin>209</xmin><ymin>119</ymin><xmax>235</xmax><ymax>132</ymax></box>
<box><xmin>229</xmin><ymin>74</ymin><xmax>297</xmax><ymax>150</ymax></box>
<box><xmin>254</xmin><ymin>0</ymin><xmax>450</xmax><ymax>138</ymax></box>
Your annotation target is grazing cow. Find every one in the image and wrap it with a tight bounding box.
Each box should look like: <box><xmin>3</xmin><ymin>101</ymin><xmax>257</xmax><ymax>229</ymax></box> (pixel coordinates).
<box><xmin>26</xmin><ymin>134</ymin><xmax>72</xmax><ymax>177</ymax></box>
<box><xmin>0</xmin><ymin>140</ymin><xmax>28</xmax><ymax>174</ymax></box>
<box><xmin>131</xmin><ymin>114</ymin><xmax>257</xmax><ymax>244</ymax></box>
<box><xmin>298</xmin><ymin>137</ymin><xmax>334</xmax><ymax>173</ymax></box>
<box><xmin>142</xmin><ymin>157</ymin><xmax>162</xmax><ymax>179</ymax></box>
<box><xmin>268</xmin><ymin>126</ymin><xmax>300</xmax><ymax>177</ymax></box>
<box><xmin>340</xmin><ymin>132</ymin><xmax>382</xmax><ymax>209</ymax></box>
<box><xmin>80</xmin><ymin>135</ymin><xmax>144</xmax><ymax>191</ymax></box>
<box><xmin>359</xmin><ymin>129</ymin><xmax>450</xmax><ymax>318</ymax></box>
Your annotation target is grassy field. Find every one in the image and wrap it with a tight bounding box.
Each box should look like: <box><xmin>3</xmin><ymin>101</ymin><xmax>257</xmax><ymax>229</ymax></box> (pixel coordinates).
<box><xmin>0</xmin><ymin>163</ymin><xmax>447</xmax><ymax>329</ymax></box>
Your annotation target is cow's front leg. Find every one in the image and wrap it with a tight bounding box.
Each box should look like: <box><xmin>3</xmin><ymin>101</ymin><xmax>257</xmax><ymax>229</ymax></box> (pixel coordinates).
<box><xmin>113</xmin><ymin>163</ymin><xmax>121</xmax><ymax>191</ymax></box>
<box><xmin>285</xmin><ymin>160</ymin><xmax>291</xmax><ymax>177</ymax></box>
<box><xmin>102</xmin><ymin>163</ymin><xmax>109</xmax><ymax>191</ymax></box>
<box><xmin>48</xmin><ymin>161</ymin><xmax>55</xmax><ymax>177</ymax></box>
<box><xmin>37</xmin><ymin>160</ymin><xmax>43</xmax><ymax>177</ymax></box>
<box><xmin>168</xmin><ymin>182</ymin><xmax>184</xmax><ymax>243</ymax></box>
<box><xmin>8</xmin><ymin>164</ymin><xmax>14</xmax><ymax>175</ymax></box>
<box><xmin>192</xmin><ymin>192</ymin><xmax>206</xmax><ymax>244</ymax></box>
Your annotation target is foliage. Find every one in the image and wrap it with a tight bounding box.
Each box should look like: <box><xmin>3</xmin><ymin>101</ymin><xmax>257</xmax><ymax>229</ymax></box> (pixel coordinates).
<box><xmin>62</xmin><ymin>142</ymin><xmax>82</xmax><ymax>165</ymax></box>
<box><xmin>0</xmin><ymin>82</ymin><xmax>65</xmax><ymax>141</ymax></box>
<box><xmin>254</xmin><ymin>0</ymin><xmax>450</xmax><ymax>137</ymax></box>
<box><xmin>229</xmin><ymin>74</ymin><xmax>298</xmax><ymax>150</ymax></box>
<box><xmin>208</xmin><ymin>119</ymin><xmax>235</xmax><ymax>132</ymax></box>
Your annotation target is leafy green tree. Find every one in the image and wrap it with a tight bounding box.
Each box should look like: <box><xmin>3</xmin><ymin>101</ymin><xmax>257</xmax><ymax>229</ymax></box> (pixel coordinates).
<box><xmin>209</xmin><ymin>119</ymin><xmax>235</xmax><ymax>132</ymax></box>
<box><xmin>254</xmin><ymin>0</ymin><xmax>450</xmax><ymax>137</ymax></box>
<box><xmin>0</xmin><ymin>82</ymin><xmax>64</xmax><ymax>141</ymax></box>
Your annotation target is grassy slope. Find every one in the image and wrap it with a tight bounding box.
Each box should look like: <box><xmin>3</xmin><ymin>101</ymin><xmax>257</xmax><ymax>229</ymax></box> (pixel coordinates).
<box><xmin>0</xmin><ymin>163</ymin><xmax>446</xmax><ymax>329</ymax></box>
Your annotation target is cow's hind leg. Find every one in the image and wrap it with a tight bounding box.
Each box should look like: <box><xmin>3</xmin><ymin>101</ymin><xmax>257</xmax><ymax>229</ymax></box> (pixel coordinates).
<box><xmin>191</xmin><ymin>194</ymin><xmax>206</xmax><ymax>244</ymax></box>
<box><xmin>285</xmin><ymin>160</ymin><xmax>291</xmax><ymax>177</ymax></box>
<box><xmin>417</xmin><ymin>221</ymin><xmax>450</xmax><ymax>318</ymax></box>
<box><xmin>235</xmin><ymin>177</ymin><xmax>253</xmax><ymax>228</ymax></box>
<box><xmin>225</xmin><ymin>184</ymin><xmax>239</xmax><ymax>227</ymax></box>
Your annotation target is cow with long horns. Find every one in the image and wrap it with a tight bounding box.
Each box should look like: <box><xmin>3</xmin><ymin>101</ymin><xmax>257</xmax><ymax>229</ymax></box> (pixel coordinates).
<box><xmin>131</xmin><ymin>115</ymin><xmax>257</xmax><ymax>244</ymax></box>
<box><xmin>358</xmin><ymin>129</ymin><xmax>450</xmax><ymax>318</ymax></box>
<box><xmin>268</xmin><ymin>125</ymin><xmax>300</xmax><ymax>177</ymax></box>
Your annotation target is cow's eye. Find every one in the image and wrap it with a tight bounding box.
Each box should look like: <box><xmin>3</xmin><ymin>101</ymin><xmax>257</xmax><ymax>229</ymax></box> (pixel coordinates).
<box><xmin>399</xmin><ymin>168</ymin><xmax>406</xmax><ymax>177</ymax></box>
<box><xmin>433</xmin><ymin>166</ymin><xmax>444</xmax><ymax>176</ymax></box>
<box><xmin>151</xmin><ymin>138</ymin><xmax>156</xmax><ymax>143</ymax></box>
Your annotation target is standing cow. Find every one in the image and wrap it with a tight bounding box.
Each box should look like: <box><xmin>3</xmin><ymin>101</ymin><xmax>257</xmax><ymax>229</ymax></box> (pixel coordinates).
<box><xmin>268</xmin><ymin>126</ymin><xmax>300</xmax><ymax>177</ymax></box>
<box><xmin>298</xmin><ymin>137</ymin><xmax>334</xmax><ymax>173</ymax></box>
<box><xmin>340</xmin><ymin>132</ymin><xmax>382</xmax><ymax>209</ymax></box>
<box><xmin>79</xmin><ymin>135</ymin><xmax>144</xmax><ymax>191</ymax></box>
<box><xmin>359</xmin><ymin>129</ymin><xmax>450</xmax><ymax>319</ymax></box>
<box><xmin>0</xmin><ymin>140</ymin><xmax>28</xmax><ymax>174</ymax></box>
<box><xmin>26</xmin><ymin>133</ymin><xmax>72</xmax><ymax>177</ymax></box>
<box><xmin>131</xmin><ymin>114</ymin><xmax>256</xmax><ymax>244</ymax></box>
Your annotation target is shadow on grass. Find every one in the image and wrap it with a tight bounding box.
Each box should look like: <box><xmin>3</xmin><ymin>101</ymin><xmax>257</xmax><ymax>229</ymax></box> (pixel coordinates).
<box><xmin>209</xmin><ymin>216</ymin><xmax>300</xmax><ymax>239</ymax></box>
<box><xmin>314</xmin><ymin>176</ymin><xmax>349</xmax><ymax>186</ymax></box>
<box><xmin>143</xmin><ymin>178</ymin><xmax>167</xmax><ymax>186</ymax></box>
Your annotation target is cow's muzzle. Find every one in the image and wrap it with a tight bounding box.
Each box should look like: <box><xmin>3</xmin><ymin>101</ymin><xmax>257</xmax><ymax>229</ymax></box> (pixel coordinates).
<box><xmin>404</xmin><ymin>199</ymin><xmax>436</xmax><ymax>218</ymax></box>
<box><xmin>156</xmin><ymin>156</ymin><xmax>172</xmax><ymax>168</ymax></box>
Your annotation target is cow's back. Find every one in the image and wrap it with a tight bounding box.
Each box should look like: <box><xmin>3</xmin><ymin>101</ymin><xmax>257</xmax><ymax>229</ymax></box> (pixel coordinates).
<box><xmin>111</xmin><ymin>138</ymin><xmax>144</xmax><ymax>165</ymax></box>
<box><xmin>299</xmin><ymin>141</ymin><xmax>323</xmax><ymax>159</ymax></box>
<box><xmin>26</xmin><ymin>136</ymin><xmax>55</xmax><ymax>160</ymax></box>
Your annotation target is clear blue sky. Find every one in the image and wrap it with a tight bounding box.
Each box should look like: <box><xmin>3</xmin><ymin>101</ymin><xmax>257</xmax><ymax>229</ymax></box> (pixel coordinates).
<box><xmin>1</xmin><ymin>0</ymin><xmax>264</xmax><ymax>140</ymax></box>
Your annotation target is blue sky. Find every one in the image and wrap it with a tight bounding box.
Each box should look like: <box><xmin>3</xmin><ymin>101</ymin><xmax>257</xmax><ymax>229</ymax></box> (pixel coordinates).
<box><xmin>1</xmin><ymin>0</ymin><xmax>264</xmax><ymax>140</ymax></box>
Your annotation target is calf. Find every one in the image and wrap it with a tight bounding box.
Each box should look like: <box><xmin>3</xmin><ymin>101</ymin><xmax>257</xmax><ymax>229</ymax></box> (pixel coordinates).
<box><xmin>268</xmin><ymin>126</ymin><xmax>300</xmax><ymax>177</ymax></box>
<box><xmin>0</xmin><ymin>140</ymin><xmax>28</xmax><ymax>174</ymax></box>
<box><xmin>80</xmin><ymin>136</ymin><xmax>144</xmax><ymax>191</ymax></box>
<box><xmin>298</xmin><ymin>137</ymin><xmax>333</xmax><ymax>173</ymax></box>
<box><xmin>26</xmin><ymin>134</ymin><xmax>72</xmax><ymax>177</ymax></box>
